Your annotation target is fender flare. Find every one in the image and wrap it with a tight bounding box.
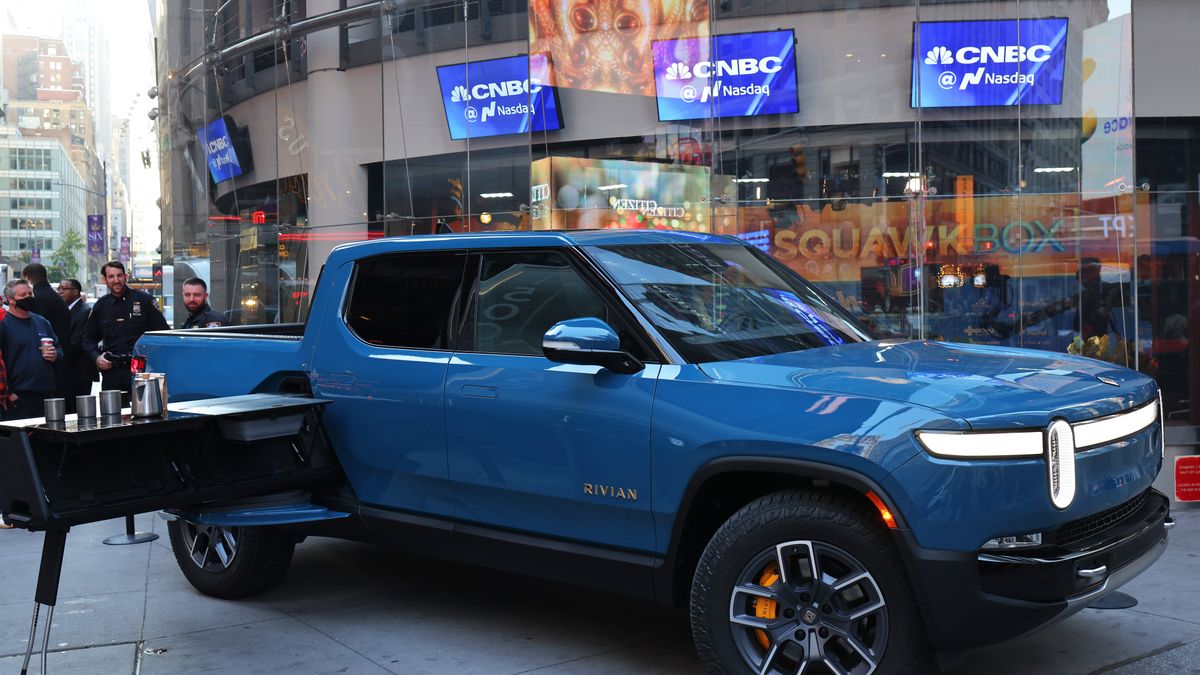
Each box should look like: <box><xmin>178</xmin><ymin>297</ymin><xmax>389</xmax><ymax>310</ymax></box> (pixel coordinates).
<box><xmin>654</xmin><ymin>456</ymin><xmax>910</xmax><ymax>605</ymax></box>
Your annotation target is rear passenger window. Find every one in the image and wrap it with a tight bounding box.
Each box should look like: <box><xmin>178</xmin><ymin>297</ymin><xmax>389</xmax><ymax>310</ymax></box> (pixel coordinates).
<box><xmin>472</xmin><ymin>250</ymin><xmax>608</xmax><ymax>356</ymax></box>
<box><xmin>346</xmin><ymin>253</ymin><xmax>466</xmax><ymax>349</ymax></box>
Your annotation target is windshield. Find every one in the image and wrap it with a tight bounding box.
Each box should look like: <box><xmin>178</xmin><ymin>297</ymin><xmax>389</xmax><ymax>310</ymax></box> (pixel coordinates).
<box><xmin>586</xmin><ymin>242</ymin><xmax>873</xmax><ymax>362</ymax></box>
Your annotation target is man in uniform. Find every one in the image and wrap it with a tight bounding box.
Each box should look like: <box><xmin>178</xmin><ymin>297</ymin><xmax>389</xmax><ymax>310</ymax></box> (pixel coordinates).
<box><xmin>181</xmin><ymin>277</ymin><xmax>227</xmax><ymax>328</ymax></box>
<box><xmin>83</xmin><ymin>261</ymin><xmax>169</xmax><ymax>397</ymax></box>
<box><xmin>57</xmin><ymin>278</ymin><xmax>98</xmax><ymax>404</ymax></box>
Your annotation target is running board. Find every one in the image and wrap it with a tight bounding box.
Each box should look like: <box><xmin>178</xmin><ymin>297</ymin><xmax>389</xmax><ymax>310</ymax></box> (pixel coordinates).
<box><xmin>163</xmin><ymin>502</ymin><xmax>350</xmax><ymax>527</ymax></box>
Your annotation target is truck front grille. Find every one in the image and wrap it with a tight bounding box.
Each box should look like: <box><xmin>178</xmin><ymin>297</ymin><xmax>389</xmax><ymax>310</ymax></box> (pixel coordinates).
<box><xmin>1053</xmin><ymin>489</ymin><xmax>1149</xmax><ymax>548</ymax></box>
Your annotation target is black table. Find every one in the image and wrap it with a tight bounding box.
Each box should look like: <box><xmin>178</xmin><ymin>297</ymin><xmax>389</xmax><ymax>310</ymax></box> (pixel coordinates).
<box><xmin>0</xmin><ymin>394</ymin><xmax>340</xmax><ymax>674</ymax></box>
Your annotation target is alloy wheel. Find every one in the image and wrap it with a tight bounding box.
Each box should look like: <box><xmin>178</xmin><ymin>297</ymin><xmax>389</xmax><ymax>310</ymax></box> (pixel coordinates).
<box><xmin>728</xmin><ymin>539</ymin><xmax>888</xmax><ymax>675</ymax></box>
<box><xmin>178</xmin><ymin>521</ymin><xmax>241</xmax><ymax>573</ymax></box>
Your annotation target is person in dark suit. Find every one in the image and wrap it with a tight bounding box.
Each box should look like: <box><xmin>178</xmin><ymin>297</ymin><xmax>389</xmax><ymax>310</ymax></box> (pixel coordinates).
<box><xmin>56</xmin><ymin>278</ymin><xmax>98</xmax><ymax>404</ymax></box>
<box><xmin>22</xmin><ymin>263</ymin><xmax>72</xmax><ymax>409</ymax></box>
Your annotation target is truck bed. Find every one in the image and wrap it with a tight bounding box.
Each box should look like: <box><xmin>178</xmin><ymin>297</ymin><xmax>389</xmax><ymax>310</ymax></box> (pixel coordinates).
<box><xmin>137</xmin><ymin>323</ymin><xmax>311</xmax><ymax>400</ymax></box>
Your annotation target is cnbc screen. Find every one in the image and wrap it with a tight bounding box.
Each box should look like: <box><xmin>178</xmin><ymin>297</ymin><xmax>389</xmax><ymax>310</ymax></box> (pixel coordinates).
<box><xmin>436</xmin><ymin>53</ymin><xmax>563</xmax><ymax>140</ymax></box>
<box><xmin>652</xmin><ymin>30</ymin><xmax>798</xmax><ymax>122</ymax></box>
<box><xmin>197</xmin><ymin>116</ymin><xmax>244</xmax><ymax>183</ymax></box>
<box><xmin>911</xmin><ymin>18</ymin><xmax>1068</xmax><ymax>108</ymax></box>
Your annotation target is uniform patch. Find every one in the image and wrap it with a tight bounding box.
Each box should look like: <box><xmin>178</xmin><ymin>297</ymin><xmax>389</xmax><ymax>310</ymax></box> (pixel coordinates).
<box><xmin>205</xmin><ymin>321</ymin><xmax>222</xmax><ymax>328</ymax></box>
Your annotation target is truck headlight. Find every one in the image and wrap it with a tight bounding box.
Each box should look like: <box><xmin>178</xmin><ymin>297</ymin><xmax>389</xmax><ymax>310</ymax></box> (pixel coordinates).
<box><xmin>915</xmin><ymin>429</ymin><xmax>1043</xmax><ymax>459</ymax></box>
<box><xmin>981</xmin><ymin>532</ymin><xmax>1043</xmax><ymax>550</ymax></box>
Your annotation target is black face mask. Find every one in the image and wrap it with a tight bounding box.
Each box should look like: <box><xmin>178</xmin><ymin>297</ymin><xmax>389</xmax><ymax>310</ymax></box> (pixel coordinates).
<box><xmin>14</xmin><ymin>297</ymin><xmax>35</xmax><ymax>312</ymax></box>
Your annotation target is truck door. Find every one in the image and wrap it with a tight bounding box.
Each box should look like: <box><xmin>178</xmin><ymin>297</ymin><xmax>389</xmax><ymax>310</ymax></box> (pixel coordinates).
<box><xmin>312</xmin><ymin>252</ymin><xmax>468</xmax><ymax>517</ymax></box>
<box><xmin>445</xmin><ymin>249</ymin><xmax>660</xmax><ymax>552</ymax></box>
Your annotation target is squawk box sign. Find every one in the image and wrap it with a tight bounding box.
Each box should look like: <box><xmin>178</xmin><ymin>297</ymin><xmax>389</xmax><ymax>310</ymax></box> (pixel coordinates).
<box><xmin>912</xmin><ymin>18</ymin><xmax>1068</xmax><ymax>108</ymax></box>
<box><xmin>652</xmin><ymin>30</ymin><xmax>798</xmax><ymax>121</ymax></box>
<box><xmin>436</xmin><ymin>53</ymin><xmax>563</xmax><ymax>140</ymax></box>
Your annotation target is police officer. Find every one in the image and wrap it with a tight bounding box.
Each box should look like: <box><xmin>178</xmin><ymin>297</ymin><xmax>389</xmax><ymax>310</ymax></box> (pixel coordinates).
<box><xmin>180</xmin><ymin>277</ymin><xmax>227</xmax><ymax>328</ymax></box>
<box><xmin>83</xmin><ymin>260</ymin><xmax>169</xmax><ymax>397</ymax></box>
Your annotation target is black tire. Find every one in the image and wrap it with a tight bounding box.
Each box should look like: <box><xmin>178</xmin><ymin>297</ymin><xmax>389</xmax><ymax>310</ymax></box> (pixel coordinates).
<box><xmin>690</xmin><ymin>489</ymin><xmax>934</xmax><ymax>675</ymax></box>
<box><xmin>167</xmin><ymin>519</ymin><xmax>295</xmax><ymax>599</ymax></box>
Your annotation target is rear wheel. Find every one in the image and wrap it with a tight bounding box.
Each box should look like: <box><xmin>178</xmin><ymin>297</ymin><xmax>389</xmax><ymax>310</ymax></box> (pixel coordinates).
<box><xmin>167</xmin><ymin>519</ymin><xmax>295</xmax><ymax>599</ymax></box>
<box><xmin>690</xmin><ymin>489</ymin><xmax>932</xmax><ymax>675</ymax></box>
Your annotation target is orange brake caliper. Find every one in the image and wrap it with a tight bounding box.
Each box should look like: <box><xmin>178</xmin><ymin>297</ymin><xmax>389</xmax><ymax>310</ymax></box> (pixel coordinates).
<box><xmin>753</xmin><ymin>562</ymin><xmax>780</xmax><ymax>650</ymax></box>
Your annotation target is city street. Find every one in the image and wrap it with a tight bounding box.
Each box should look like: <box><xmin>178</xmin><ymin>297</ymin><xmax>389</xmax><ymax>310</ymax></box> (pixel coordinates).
<box><xmin>0</xmin><ymin>508</ymin><xmax>1196</xmax><ymax>674</ymax></box>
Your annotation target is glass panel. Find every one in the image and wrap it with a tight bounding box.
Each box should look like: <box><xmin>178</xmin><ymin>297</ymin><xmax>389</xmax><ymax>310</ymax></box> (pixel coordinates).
<box><xmin>527</xmin><ymin>0</ymin><xmax>717</xmax><ymax>234</ymax></box>
<box><xmin>1137</xmin><ymin>3</ymin><xmax>1199</xmax><ymax>423</ymax></box>
<box><xmin>711</xmin><ymin>1</ymin><xmax>919</xmax><ymax>340</ymax></box>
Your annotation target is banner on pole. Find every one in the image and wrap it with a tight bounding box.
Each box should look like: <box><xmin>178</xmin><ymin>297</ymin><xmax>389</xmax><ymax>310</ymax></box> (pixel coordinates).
<box><xmin>87</xmin><ymin>215</ymin><xmax>104</xmax><ymax>256</ymax></box>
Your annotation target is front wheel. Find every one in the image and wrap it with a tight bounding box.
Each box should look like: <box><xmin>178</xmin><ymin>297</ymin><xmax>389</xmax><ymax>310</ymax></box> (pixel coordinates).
<box><xmin>690</xmin><ymin>490</ymin><xmax>933</xmax><ymax>675</ymax></box>
<box><xmin>167</xmin><ymin>519</ymin><xmax>295</xmax><ymax>599</ymax></box>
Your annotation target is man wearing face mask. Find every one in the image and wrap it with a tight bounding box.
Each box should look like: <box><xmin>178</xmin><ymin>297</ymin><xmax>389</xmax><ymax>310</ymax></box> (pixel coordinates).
<box><xmin>0</xmin><ymin>279</ymin><xmax>62</xmax><ymax>420</ymax></box>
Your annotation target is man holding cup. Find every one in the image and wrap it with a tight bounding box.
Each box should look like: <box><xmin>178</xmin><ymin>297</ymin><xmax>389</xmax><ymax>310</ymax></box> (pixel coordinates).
<box><xmin>0</xmin><ymin>279</ymin><xmax>62</xmax><ymax>420</ymax></box>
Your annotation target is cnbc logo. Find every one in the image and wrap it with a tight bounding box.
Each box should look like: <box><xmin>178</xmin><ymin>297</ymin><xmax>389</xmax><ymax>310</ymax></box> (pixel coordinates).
<box><xmin>663</xmin><ymin>57</ymin><xmax>782</xmax><ymax>80</ymax></box>
<box><xmin>924</xmin><ymin>43</ymin><xmax>1053</xmax><ymax>90</ymax></box>
<box><xmin>449</xmin><ymin>79</ymin><xmax>542</xmax><ymax>103</ymax></box>
<box><xmin>663</xmin><ymin>57</ymin><xmax>780</xmax><ymax>103</ymax></box>
<box><xmin>665</xmin><ymin>62</ymin><xmax>692</xmax><ymax>80</ymax></box>
<box><xmin>450</xmin><ymin>79</ymin><xmax>543</xmax><ymax>124</ymax></box>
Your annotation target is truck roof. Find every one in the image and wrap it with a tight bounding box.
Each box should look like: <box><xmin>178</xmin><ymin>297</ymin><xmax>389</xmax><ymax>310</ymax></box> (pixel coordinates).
<box><xmin>325</xmin><ymin>229</ymin><xmax>739</xmax><ymax>266</ymax></box>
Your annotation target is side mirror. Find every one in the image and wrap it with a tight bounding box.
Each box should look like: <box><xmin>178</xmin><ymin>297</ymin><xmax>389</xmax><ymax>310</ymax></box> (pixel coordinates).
<box><xmin>542</xmin><ymin>318</ymin><xmax>644</xmax><ymax>374</ymax></box>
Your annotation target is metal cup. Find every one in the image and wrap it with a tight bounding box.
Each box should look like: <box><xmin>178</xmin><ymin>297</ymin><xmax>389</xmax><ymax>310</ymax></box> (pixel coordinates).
<box><xmin>76</xmin><ymin>394</ymin><xmax>97</xmax><ymax>419</ymax></box>
<box><xmin>99</xmin><ymin>390</ymin><xmax>123</xmax><ymax>417</ymax></box>
<box><xmin>43</xmin><ymin>398</ymin><xmax>65</xmax><ymax>422</ymax></box>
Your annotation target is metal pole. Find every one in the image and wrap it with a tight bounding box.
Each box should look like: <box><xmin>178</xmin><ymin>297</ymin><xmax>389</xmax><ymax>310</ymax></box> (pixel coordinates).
<box><xmin>102</xmin><ymin>514</ymin><xmax>159</xmax><ymax>545</ymax></box>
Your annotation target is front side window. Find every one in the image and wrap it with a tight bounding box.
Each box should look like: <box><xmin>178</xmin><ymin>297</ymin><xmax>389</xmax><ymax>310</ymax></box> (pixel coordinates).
<box><xmin>587</xmin><ymin>243</ymin><xmax>872</xmax><ymax>363</ymax></box>
<box><xmin>345</xmin><ymin>252</ymin><xmax>466</xmax><ymax>349</ymax></box>
<box><xmin>466</xmin><ymin>250</ymin><xmax>609</xmax><ymax>356</ymax></box>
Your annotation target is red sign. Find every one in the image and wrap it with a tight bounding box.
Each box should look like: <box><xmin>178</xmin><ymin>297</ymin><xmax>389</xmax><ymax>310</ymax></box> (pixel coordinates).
<box><xmin>1177</xmin><ymin>455</ymin><xmax>1200</xmax><ymax>502</ymax></box>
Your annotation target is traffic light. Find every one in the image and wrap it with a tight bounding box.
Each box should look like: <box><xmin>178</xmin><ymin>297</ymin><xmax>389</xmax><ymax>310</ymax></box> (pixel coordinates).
<box><xmin>152</xmin><ymin>264</ymin><xmax>162</xmax><ymax>280</ymax></box>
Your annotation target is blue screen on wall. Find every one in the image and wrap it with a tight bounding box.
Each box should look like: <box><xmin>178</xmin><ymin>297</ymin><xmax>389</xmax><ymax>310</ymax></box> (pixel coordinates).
<box><xmin>436</xmin><ymin>53</ymin><xmax>563</xmax><ymax>140</ymax></box>
<box><xmin>652</xmin><ymin>30</ymin><xmax>798</xmax><ymax>122</ymax></box>
<box><xmin>911</xmin><ymin>18</ymin><xmax>1068</xmax><ymax>108</ymax></box>
<box><xmin>197</xmin><ymin>116</ymin><xmax>244</xmax><ymax>183</ymax></box>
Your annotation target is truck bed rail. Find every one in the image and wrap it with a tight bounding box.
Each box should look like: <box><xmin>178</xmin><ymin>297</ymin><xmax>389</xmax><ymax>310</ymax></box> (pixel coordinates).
<box><xmin>147</xmin><ymin>323</ymin><xmax>305</xmax><ymax>341</ymax></box>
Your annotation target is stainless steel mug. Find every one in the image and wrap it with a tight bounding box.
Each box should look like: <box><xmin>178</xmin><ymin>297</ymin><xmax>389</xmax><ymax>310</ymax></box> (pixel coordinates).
<box><xmin>99</xmin><ymin>390</ymin><xmax>123</xmax><ymax>416</ymax></box>
<box><xmin>131</xmin><ymin>373</ymin><xmax>167</xmax><ymax>418</ymax></box>
<box><xmin>76</xmin><ymin>395</ymin><xmax>97</xmax><ymax>418</ymax></box>
<box><xmin>43</xmin><ymin>398</ymin><xmax>65</xmax><ymax>422</ymax></box>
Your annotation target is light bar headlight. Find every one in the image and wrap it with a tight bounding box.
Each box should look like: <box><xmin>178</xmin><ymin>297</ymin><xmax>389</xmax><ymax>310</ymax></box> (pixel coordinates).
<box><xmin>915</xmin><ymin>398</ymin><xmax>1161</xmax><ymax>460</ymax></box>
<box><xmin>915</xmin><ymin>429</ymin><xmax>1043</xmax><ymax>458</ymax></box>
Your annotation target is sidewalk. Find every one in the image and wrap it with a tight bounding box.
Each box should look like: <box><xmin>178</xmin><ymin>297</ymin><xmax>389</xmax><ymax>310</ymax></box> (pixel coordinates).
<box><xmin>1</xmin><ymin>509</ymin><xmax>1197</xmax><ymax>674</ymax></box>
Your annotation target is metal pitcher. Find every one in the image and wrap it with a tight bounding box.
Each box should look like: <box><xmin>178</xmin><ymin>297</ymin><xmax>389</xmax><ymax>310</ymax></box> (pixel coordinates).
<box><xmin>131</xmin><ymin>373</ymin><xmax>168</xmax><ymax>418</ymax></box>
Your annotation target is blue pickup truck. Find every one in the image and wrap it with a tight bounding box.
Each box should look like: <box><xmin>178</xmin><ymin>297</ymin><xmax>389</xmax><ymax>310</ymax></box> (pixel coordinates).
<box><xmin>139</xmin><ymin>230</ymin><xmax>1170</xmax><ymax>674</ymax></box>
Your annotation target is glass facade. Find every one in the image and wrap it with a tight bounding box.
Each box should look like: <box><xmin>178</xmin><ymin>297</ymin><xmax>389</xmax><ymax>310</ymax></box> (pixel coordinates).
<box><xmin>156</xmin><ymin>0</ymin><xmax>1200</xmax><ymax>429</ymax></box>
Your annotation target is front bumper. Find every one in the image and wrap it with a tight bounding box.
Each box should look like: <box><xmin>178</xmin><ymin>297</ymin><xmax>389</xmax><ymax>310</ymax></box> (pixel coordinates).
<box><xmin>893</xmin><ymin>489</ymin><xmax>1169</xmax><ymax>650</ymax></box>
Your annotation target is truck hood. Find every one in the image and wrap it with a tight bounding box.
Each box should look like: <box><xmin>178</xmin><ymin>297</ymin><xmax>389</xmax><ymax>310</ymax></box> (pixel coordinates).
<box><xmin>698</xmin><ymin>341</ymin><xmax>1157</xmax><ymax>429</ymax></box>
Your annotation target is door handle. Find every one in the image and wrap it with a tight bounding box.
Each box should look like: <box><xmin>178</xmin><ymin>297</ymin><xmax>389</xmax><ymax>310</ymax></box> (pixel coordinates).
<box><xmin>461</xmin><ymin>385</ymin><xmax>499</xmax><ymax>399</ymax></box>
